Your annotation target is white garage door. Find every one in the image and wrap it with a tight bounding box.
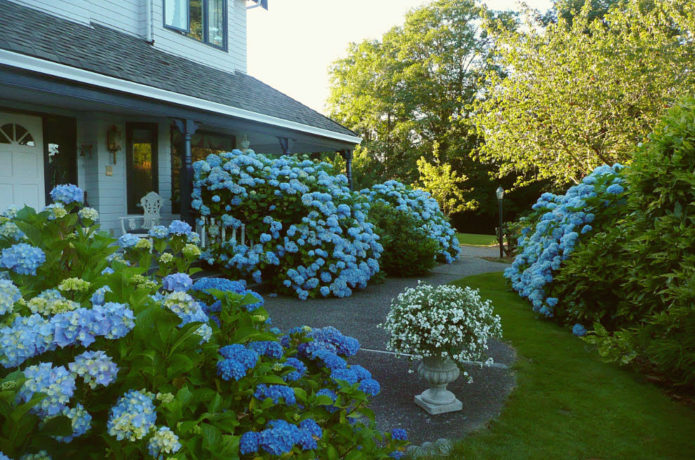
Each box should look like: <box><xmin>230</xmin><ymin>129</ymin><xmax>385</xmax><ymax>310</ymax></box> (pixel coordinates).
<box><xmin>0</xmin><ymin>113</ymin><xmax>45</xmax><ymax>212</ymax></box>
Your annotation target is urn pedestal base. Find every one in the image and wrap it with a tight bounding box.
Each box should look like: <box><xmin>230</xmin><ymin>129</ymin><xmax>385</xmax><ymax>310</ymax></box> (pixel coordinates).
<box><xmin>414</xmin><ymin>356</ymin><xmax>463</xmax><ymax>415</ymax></box>
<box><xmin>414</xmin><ymin>392</ymin><xmax>462</xmax><ymax>415</ymax></box>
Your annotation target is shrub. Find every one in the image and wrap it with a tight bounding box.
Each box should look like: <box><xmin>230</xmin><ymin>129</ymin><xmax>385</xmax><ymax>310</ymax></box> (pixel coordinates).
<box><xmin>0</xmin><ymin>186</ymin><xmax>407</xmax><ymax>458</ymax></box>
<box><xmin>552</xmin><ymin>97</ymin><xmax>695</xmax><ymax>387</ymax></box>
<box><xmin>367</xmin><ymin>201</ymin><xmax>438</xmax><ymax>276</ymax></box>
<box><xmin>361</xmin><ymin>180</ymin><xmax>460</xmax><ymax>263</ymax></box>
<box><xmin>380</xmin><ymin>282</ymin><xmax>502</xmax><ymax>383</ymax></box>
<box><xmin>192</xmin><ymin>150</ymin><xmax>382</xmax><ymax>299</ymax></box>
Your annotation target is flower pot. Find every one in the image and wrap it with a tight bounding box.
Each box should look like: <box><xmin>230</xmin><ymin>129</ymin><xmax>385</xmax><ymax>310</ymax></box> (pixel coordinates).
<box><xmin>414</xmin><ymin>356</ymin><xmax>463</xmax><ymax>415</ymax></box>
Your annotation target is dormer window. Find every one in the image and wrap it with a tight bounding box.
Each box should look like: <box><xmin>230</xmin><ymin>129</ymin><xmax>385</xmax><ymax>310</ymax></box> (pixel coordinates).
<box><xmin>164</xmin><ymin>0</ymin><xmax>227</xmax><ymax>50</ymax></box>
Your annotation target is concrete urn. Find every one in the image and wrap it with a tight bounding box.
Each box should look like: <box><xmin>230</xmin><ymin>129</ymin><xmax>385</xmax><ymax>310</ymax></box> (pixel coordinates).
<box><xmin>414</xmin><ymin>356</ymin><xmax>463</xmax><ymax>415</ymax></box>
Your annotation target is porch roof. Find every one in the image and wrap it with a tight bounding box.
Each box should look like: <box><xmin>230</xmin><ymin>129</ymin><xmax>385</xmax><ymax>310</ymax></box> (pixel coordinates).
<box><xmin>0</xmin><ymin>0</ymin><xmax>359</xmax><ymax>147</ymax></box>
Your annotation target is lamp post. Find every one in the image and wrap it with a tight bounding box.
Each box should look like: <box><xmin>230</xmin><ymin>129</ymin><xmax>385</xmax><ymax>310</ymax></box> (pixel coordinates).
<box><xmin>496</xmin><ymin>187</ymin><xmax>504</xmax><ymax>258</ymax></box>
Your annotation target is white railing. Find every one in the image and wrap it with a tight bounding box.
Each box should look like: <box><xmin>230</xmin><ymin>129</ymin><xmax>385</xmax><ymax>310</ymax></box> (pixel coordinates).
<box><xmin>198</xmin><ymin>217</ymin><xmax>250</xmax><ymax>249</ymax></box>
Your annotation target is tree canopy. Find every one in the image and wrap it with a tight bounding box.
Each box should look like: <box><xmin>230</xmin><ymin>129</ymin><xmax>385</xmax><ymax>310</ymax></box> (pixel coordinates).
<box><xmin>472</xmin><ymin>0</ymin><xmax>695</xmax><ymax>187</ymax></box>
<box><xmin>327</xmin><ymin>0</ymin><xmax>515</xmax><ymax>189</ymax></box>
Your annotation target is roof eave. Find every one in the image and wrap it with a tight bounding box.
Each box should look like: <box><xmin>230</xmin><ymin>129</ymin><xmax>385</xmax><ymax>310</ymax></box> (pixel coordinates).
<box><xmin>0</xmin><ymin>49</ymin><xmax>362</xmax><ymax>145</ymax></box>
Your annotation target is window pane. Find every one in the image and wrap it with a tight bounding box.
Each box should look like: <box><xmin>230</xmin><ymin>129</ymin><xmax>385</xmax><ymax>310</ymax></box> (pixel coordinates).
<box><xmin>207</xmin><ymin>0</ymin><xmax>225</xmax><ymax>47</ymax></box>
<box><xmin>128</xmin><ymin>125</ymin><xmax>158</xmax><ymax>214</ymax></box>
<box><xmin>189</xmin><ymin>0</ymin><xmax>203</xmax><ymax>41</ymax></box>
<box><xmin>165</xmin><ymin>0</ymin><xmax>188</xmax><ymax>31</ymax></box>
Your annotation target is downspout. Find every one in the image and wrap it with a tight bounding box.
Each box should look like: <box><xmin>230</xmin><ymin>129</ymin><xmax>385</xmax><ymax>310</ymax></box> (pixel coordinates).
<box><xmin>145</xmin><ymin>0</ymin><xmax>154</xmax><ymax>44</ymax></box>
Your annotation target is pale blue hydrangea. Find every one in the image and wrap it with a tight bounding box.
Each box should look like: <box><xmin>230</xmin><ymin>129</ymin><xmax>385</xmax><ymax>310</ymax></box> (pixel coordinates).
<box><xmin>17</xmin><ymin>363</ymin><xmax>76</xmax><ymax>418</ymax></box>
<box><xmin>168</xmin><ymin>220</ymin><xmax>192</xmax><ymax>236</ymax></box>
<box><xmin>162</xmin><ymin>273</ymin><xmax>193</xmax><ymax>292</ymax></box>
<box><xmin>0</xmin><ymin>279</ymin><xmax>21</xmax><ymax>314</ymax></box>
<box><xmin>0</xmin><ymin>243</ymin><xmax>46</xmax><ymax>275</ymax></box>
<box><xmin>117</xmin><ymin>233</ymin><xmax>140</xmax><ymax>249</ymax></box>
<box><xmin>147</xmin><ymin>426</ymin><xmax>181</xmax><ymax>459</ymax></box>
<box><xmin>0</xmin><ymin>221</ymin><xmax>25</xmax><ymax>240</ymax></box>
<box><xmin>90</xmin><ymin>285</ymin><xmax>112</xmax><ymax>306</ymax></box>
<box><xmin>505</xmin><ymin>164</ymin><xmax>625</xmax><ymax>317</ymax></box>
<box><xmin>148</xmin><ymin>225</ymin><xmax>169</xmax><ymax>239</ymax></box>
<box><xmin>50</xmin><ymin>184</ymin><xmax>84</xmax><ymax>205</ymax></box>
<box><xmin>573</xmin><ymin>324</ymin><xmax>587</xmax><ymax>336</ymax></box>
<box><xmin>54</xmin><ymin>403</ymin><xmax>92</xmax><ymax>442</ymax></box>
<box><xmin>107</xmin><ymin>390</ymin><xmax>156</xmax><ymax>441</ymax></box>
<box><xmin>68</xmin><ymin>350</ymin><xmax>119</xmax><ymax>389</ymax></box>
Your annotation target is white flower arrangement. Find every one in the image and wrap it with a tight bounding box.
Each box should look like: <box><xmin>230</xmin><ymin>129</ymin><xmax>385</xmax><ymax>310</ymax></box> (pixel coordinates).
<box><xmin>380</xmin><ymin>282</ymin><xmax>502</xmax><ymax>376</ymax></box>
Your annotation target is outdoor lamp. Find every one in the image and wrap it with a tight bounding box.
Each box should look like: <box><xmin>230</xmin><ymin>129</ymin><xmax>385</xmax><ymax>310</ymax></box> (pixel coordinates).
<box><xmin>496</xmin><ymin>187</ymin><xmax>504</xmax><ymax>258</ymax></box>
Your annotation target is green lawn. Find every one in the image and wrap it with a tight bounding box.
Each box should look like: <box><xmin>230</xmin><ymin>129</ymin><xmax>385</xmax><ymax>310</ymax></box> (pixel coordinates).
<box><xmin>456</xmin><ymin>233</ymin><xmax>499</xmax><ymax>246</ymax></box>
<box><xmin>443</xmin><ymin>272</ymin><xmax>695</xmax><ymax>459</ymax></box>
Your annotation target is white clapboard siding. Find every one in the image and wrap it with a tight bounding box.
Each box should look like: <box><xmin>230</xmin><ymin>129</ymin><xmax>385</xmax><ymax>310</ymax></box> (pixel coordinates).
<box><xmin>11</xmin><ymin>0</ymin><xmax>248</xmax><ymax>73</ymax></box>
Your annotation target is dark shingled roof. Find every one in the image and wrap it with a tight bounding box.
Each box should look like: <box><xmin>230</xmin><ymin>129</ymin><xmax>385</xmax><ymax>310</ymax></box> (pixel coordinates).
<box><xmin>0</xmin><ymin>0</ymin><xmax>356</xmax><ymax>138</ymax></box>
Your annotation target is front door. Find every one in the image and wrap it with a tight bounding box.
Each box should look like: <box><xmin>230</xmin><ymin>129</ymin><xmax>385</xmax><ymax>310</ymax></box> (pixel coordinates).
<box><xmin>0</xmin><ymin>112</ymin><xmax>45</xmax><ymax>211</ymax></box>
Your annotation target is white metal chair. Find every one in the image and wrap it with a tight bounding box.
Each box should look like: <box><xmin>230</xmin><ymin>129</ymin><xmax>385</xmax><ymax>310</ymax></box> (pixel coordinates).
<box><xmin>119</xmin><ymin>191</ymin><xmax>164</xmax><ymax>236</ymax></box>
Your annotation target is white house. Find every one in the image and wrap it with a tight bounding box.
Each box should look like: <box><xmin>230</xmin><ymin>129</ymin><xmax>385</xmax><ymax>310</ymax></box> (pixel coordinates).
<box><xmin>0</xmin><ymin>0</ymin><xmax>360</xmax><ymax>234</ymax></box>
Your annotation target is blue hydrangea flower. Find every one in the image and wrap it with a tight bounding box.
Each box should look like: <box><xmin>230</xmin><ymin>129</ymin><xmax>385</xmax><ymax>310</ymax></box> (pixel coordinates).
<box><xmin>68</xmin><ymin>350</ymin><xmax>119</xmax><ymax>389</ymax></box>
<box><xmin>247</xmin><ymin>341</ymin><xmax>283</xmax><ymax>359</ymax></box>
<box><xmin>90</xmin><ymin>285</ymin><xmax>112</xmax><ymax>306</ymax></box>
<box><xmin>391</xmin><ymin>428</ymin><xmax>408</xmax><ymax>441</ymax></box>
<box><xmin>0</xmin><ymin>279</ymin><xmax>21</xmax><ymax>314</ymax></box>
<box><xmin>107</xmin><ymin>390</ymin><xmax>156</xmax><ymax>441</ymax></box>
<box><xmin>117</xmin><ymin>233</ymin><xmax>140</xmax><ymax>249</ymax></box>
<box><xmin>54</xmin><ymin>403</ymin><xmax>92</xmax><ymax>443</ymax></box>
<box><xmin>168</xmin><ymin>220</ymin><xmax>192</xmax><ymax>236</ymax></box>
<box><xmin>148</xmin><ymin>225</ymin><xmax>169</xmax><ymax>239</ymax></box>
<box><xmin>240</xmin><ymin>431</ymin><xmax>260</xmax><ymax>454</ymax></box>
<box><xmin>17</xmin><ymin>363</ymin><xmax>76</xmax><ymax>418</ymax></box>
<box><xmin>283</xmin><ymin>357</ymin><xmax>307</xmax><ymax>382</ymax></box>
<box><xmin>254</xmin><ymin>384</ymin><xmax>296</xmax><ymax>405</ymax></box>
<box><xmin>358</xmin><ymin>378</ymin><xmax>381</xmax><ymax>396</ymax></box>
<box><xmin>50</xmin><ymin>184</ymin><xmax>84</xmax><ymax>205</ymax></box>
<box><xmin>162</xmin><ymin>273</ymin><xmax>193</xmax><ymax>292</ymax></box>
<box><xmin>572</xmin><ymin>324</ymin><xmax>587</xmax><ymax>336</ymax></box>
<box><xmin>0</xmin><ymin>243</ymin><xmax>46</xmax><ymax>275</ymax></box>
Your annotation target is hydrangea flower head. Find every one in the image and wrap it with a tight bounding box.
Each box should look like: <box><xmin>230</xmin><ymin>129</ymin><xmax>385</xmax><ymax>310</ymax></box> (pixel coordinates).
<box><xmin>50</xmin><ymin>184</ymin><xmax>84</xmax><ymax>205</ymax></box>
<box><xmin>162</xmin><ymin>273</ymin><xmax>193</xmax><ymax>292</ymax></box>
<box><xmin>1</xmin><ymin>243</ymin><xmax>46</xmax><ymax>275</ymax></box>
<box><xmin>147</xmin><ymin>426</ymin><xmax>181</xmax><ymax>458</ymax></box>
<box><xmin>107</xmin><ymin>389</ymin><xmax>156</xmax><ymax>441</ymax></box>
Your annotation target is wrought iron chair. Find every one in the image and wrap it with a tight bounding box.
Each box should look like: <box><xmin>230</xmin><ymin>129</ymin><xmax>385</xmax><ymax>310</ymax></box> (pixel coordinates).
<box><xmin>119</xmin><ymin>191</ymin><xmax>164</xmax><ymax>237</ymax></box>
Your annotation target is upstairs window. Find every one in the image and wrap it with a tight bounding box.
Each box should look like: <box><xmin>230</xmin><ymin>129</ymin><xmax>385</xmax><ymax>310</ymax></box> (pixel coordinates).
<box><xmin>164</xmin><ymin>0</ymin><xmax>227</xmax><ymax>50</ymax></box>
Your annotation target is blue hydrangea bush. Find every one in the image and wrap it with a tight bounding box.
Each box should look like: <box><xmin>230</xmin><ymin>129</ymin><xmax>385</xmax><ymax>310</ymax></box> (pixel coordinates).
<box><xmin>0</xmin><ymin>186</ymin><xmax>407</xmax><ymax>458</ymax></box>
<box><xmin>504</xmin><ymin>164</ymin><xmax>626</xmax><ymax>317</ymax></box>
<box><xmin>192</xmin><ymin>150</ymin><xmax>383</xmax><ymax>299</ymax></box>
<box><xmin>361</xmin><ymin>180</ymin><xmax>460</xmax><ymax>263</ymax></box>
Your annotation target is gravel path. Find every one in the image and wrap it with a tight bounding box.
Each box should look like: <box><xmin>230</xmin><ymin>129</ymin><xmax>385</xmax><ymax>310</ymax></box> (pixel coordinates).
<box><xmin>262</xmin><ymin>246</ymin><xmax>516</xmax><ymax>446</ymax></box>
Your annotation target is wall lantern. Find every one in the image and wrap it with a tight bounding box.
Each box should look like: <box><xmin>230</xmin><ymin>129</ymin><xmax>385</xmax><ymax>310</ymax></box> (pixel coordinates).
<box><xmin>106</xmin><ymin>125</ymin><xmax>122</xmax><ymax>164</ymax></box>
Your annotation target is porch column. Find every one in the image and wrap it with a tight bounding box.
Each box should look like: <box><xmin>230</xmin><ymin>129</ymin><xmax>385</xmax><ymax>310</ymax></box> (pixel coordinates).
<box><xmin>277</xmin><ymin>137</ymin><xmax>292</xmax><ymax>155</ymax></box>
<box><xmin>341</xmin><ymin>149</ymin><xmax>353</xmax><ymax>190</ymax></box>
<box><xmin>173</xmin><ymin>119</ymin><xmax>199</xmax><ymax>226</ymax></box>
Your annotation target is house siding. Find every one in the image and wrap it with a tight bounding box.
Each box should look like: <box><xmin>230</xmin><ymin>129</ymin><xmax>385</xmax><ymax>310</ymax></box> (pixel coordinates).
<box><xmin>10</xmin><ymin>0</ymin><xmax>247</xmax><ymax>73</ymax></box>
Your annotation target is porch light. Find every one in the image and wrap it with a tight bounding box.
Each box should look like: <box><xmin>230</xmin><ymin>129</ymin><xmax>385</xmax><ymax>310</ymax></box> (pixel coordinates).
<box><xmin>106</xmin><ymin>125</ymin><xmax>122</xmax><ymax>164</ymax></box>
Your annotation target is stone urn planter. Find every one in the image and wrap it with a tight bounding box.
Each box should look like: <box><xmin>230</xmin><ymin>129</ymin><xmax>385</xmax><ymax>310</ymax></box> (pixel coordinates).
<box><xmin>414</xmin><ymin>356</ymin><xmax>463</xmax><ymax>415</ymax></box>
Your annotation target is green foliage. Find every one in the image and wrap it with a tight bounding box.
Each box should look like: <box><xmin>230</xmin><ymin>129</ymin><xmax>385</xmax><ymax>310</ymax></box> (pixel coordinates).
<box><xmin>415</xmin><ymin>147</ymin><xmax>477</xmax><ymax>216</ymax></box>
<box><xmin>0</xmin><ymin>197</ymin><xmax>407</xmax><ymax>458</ymax></box>
<box><xmin>473</xmin><ymin>0</ymin><xmax>695</xmax><ymax>187</ymax></box>
<box><xmin>367</xmin><ymin>202</ymin><xmax>438</xmax><ymax>277</ymax></box>
<box><xmin>549</xmin><ymin>96</ymin><xmax>695</xmax><ymax>387</ymax></box>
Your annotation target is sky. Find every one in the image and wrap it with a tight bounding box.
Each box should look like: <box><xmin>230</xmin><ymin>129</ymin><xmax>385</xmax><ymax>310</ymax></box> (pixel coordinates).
<box><xmin>246</xmin><ymin>0</ymin><xmax>553</xmax><ymax>115</ymax></box>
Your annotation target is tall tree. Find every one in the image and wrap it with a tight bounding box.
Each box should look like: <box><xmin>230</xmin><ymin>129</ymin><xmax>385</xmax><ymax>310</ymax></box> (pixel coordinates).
<box><xmin>472</xmin><ymin>0</ymin><xmax>695</xmax><ymax>187</ymax></box>
<box><xmin>328</xmin><ymin>0</ymin><xmax>515</xmax><ymax>188</ymax></box>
